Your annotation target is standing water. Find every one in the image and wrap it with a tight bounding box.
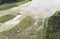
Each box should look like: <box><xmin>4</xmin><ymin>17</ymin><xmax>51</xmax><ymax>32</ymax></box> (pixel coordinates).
<box><xmin>0</xmin><ymin>0</ymin><xmax>60</xmax><ymax>39</ymax></box>
<box><xmin>20</xmin><ymin>0</ymin><xmax>60</xmax><ymax>18</ymax></box>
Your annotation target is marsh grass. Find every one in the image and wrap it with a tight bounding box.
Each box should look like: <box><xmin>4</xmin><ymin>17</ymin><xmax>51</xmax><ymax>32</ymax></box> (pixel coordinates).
<box><xmin>0</xmin><ymin>0</ymin><xmax>31</xmax><ymax>11</ymax></box>
<box><xmin>0</xmin><ymin>14</ymin><xmax>16</xmax><ymax>23</ymax></box>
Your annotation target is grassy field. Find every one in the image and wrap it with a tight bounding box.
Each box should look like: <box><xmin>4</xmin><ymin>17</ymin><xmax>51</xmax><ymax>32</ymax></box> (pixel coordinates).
<box><xmin>0</xmin><ymin>14</ymin><xmax>16</xmax><ymax>23</ymax></box>
<box><xmin>42</xmin><ymin>18</ymin><xmax>49</xmax><ymax>39</ymax></box>
<box><xmin>42</xmin><ymin>11</ymin><xmax>60</xmax><ymax>39</ymax></box>
<box><xmin>0</xmin><ymin>15</ymin><xmax>43</xmax><ymax>39</ymax></box>
<box><xmin>0</xmin><ymin>0</ymin><xmax>31</xmax><ymax>11</ymax></box>
<box><xmin>0</xmin><ymin>16</ymin><xmax>35</xmax><ymax>39</ymax></box>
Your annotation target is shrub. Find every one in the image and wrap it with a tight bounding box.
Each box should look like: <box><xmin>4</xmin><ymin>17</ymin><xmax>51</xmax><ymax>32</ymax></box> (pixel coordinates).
<box><xmin>43</xmin><ymin>11</ymin><xmax>60</xmax><ymax>39</ymax></box>
<box><xmin>0</xmin><ymin>0</ymin><xmax>25</xmax><ymax>5</ymax></box>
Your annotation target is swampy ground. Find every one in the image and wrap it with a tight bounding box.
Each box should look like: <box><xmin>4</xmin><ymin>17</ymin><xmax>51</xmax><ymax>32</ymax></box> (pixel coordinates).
<box><xmin>0</xmin><ymin>0</ymin><xmax>43</xmax><ymax>39</ymax></box>
<box><xmin>0</xmin><ymin>0</ymin><xmax>31</xmax><ymax>11</ymax></box>
<box><xmin>0</xmin><ymin>0</ymin><xmax>59</xmax><ymax>39</ymax></box>
<box><xmin>0</xmin><ymin>14</ymin><xmax>43</xmax><ymax>39</ymax></box>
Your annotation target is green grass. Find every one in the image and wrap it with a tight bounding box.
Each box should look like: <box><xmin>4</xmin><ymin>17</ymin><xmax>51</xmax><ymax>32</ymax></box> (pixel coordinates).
<box><xmin>11</xmin><ymin>16</ymin><xmax>35</xmax><ymax>32</ymax></box>
<box><xmin>0</xmin><ymin>14</ymin><xmax>16</xmax><ymax>23</ymax></box>
<box><xmin>0</xmin><ymin>16</ymin><xmax>43</xmax><ymax>39</ymax></box>
<box><xmin>0</xmin><ymin>16</ymin><xmax>35</xmax><ymax>39</ymax></box>
<box><xmin>0</xmin><ymin>15</ymin><xmax>47</xmax><ymax>39</ymax></box>
<box><xmin>0</xmin><ymin>0</ymin><xmax>31</xmax><ymax>11</ymax></box>
<box><xmin>0</xmin><ymin>3</ymin><xmax>18</xmax><ymax>11</ymax></box>
<box><xmin>42</xmin><ymin>18</ymin><xmax>49</xmax><ymax>39</ymax></box>
<box><xmin>46</xmin><ymin>16</ymin><xmax>60</xmax><ymax>39</ymax></box>
<box><xmin>53</xmin><ymin>11</ymin><xmax>60</xmax><ymax>16</ymax></box>
<box><xmin>43</xmin><ymin>11</ymin><xmax>60</xmax><ymax>39</ymax></box>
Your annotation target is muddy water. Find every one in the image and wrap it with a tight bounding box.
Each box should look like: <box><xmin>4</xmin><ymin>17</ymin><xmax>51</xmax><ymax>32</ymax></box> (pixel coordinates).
<box><xmin>20</xmin><ymin>0</ymin><xmax>60</xmax><ymax>19</ymax></box>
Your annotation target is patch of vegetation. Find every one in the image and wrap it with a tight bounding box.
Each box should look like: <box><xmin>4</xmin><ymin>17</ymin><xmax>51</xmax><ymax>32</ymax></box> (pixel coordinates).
<box><xmin>0</xmin><ymin>0</ymin><xmax>31</xmax><ymax>11</ymax></box>
<box><xmin>0</xmin><ymin>14</ymin><xmax>16</xmax><ymax>23</ymax></box>
<box><xmin>37</xmin><ymin>30</ymin><xmax>42</xmax><ymax>39</ymax></box>
<box><xmin>53</xmin><ymin>11</ymin><xmax>60</xmax><ymax>16</ymax></box>
<box><xmin>42</xmin><ymin>17</ymin><xmax>48</xmax><ymax>39</ymax></box>
<box><xmin>0</xmin><ymin>3</ymin><xmax>18</xmax><ymax>10</ymax></box>
<box><xmin>43</xmin><ymin>11</ymin><xmax>60</xmax><ymax>39</ymax></box>
<box><xmin>14</xmin><ymin>16</ymin><xmax>35</xmax><ymax>30</ymax></box>
<box><xmin>0</xmin><ymin>0</ymin><xmax>25</xmax><ymax>5</ymax></box>
<box><xmin>0</xmin><ymin>16</ymin><xmax>35</xmax><ymax>39</ymax></box>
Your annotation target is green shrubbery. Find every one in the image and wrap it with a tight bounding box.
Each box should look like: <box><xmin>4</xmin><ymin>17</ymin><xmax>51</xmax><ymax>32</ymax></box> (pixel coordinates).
<box><xmin>43</xmin><ymin>11</ymin><xmax>60</xmax><ymax>39</ymax></box>
<box><xmin>0</xmin><ymin>14</ymin><xmax>16</xmax><ymax>23</ymax></box>
<box><xmin>0</xmin><ymin>16</ymin><xmax>35</xmax><ymax>39</ymax></box>
<box><xmin>0</xmin><ymin>0</ymin><xmax>31</xmax><ymax>11</ymax></box>
<box><xmin>0</xmin><ymin>0</ymin><xmax>25</xmax><ymax>5</ymax></box>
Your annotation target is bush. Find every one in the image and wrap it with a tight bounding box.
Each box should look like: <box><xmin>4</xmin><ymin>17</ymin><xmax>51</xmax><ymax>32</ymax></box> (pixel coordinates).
<box><xmin>0</xmin><ymin>0</ymin><xmax>4</xmax><ymax>4</ymax></box>
<box><xmin>0</xmin><ymin>0</ymin><xmax>25</xmax><ymax>5</ymax></box>
<box><xmin>44</xmin><ymin>11</ymin><xmax>60</xmax><ymax>39</ymax></box>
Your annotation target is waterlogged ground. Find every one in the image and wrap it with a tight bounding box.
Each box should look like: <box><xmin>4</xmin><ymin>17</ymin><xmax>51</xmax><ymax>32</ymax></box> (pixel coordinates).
<box><xmin>0</xmin><ymin>0</ymin><xmax>60</xmax><ymax>39</ymax></box>
<box><xmin>0</xmin><ymin>13</ymin><xmax>43</xmax><ymax>39</ymax></box>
